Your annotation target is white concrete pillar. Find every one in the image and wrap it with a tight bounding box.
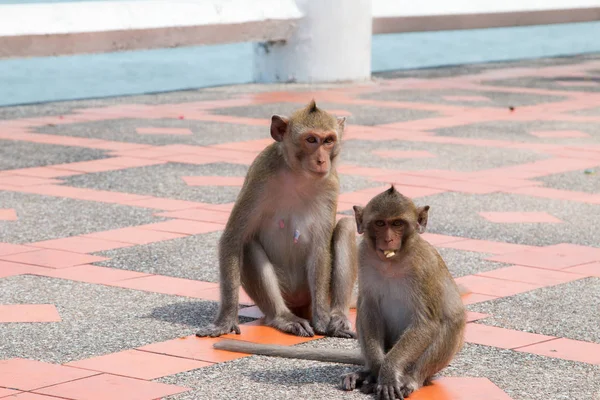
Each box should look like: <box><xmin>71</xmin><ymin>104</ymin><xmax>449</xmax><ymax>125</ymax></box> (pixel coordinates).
<box><xmin>253</xmin><ymin>0</ymin><xmax>373</xmax><ymax>83</ymax></box>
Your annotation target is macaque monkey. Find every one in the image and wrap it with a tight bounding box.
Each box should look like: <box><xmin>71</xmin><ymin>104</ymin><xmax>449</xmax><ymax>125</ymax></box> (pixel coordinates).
<box><xmin>196</xmin><ymin>100</ymin><xmax>358</xmax><ymax>339</ymax></box>
<box><xmin>214</xmin><ymin>186</ymin><xmax>466</xmax><ymax>400</ymax></box>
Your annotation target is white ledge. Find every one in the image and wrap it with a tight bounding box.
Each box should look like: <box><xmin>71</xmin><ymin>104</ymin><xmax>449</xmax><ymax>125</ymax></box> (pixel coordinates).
<box><xmin>0</xmin><ymin>0</ymin><xmax>302</xmax><ymax>58</ymax></box>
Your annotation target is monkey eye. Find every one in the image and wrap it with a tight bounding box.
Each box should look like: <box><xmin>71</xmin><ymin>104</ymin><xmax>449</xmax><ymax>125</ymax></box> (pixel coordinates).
<box><xmin>375</xmin><ymin>220</ymin><xmax>385</xmax><ymax>227</ymax></box>
<box><xmin>306</xmin><ymin>137</ymin><xmax>317</xmax><ymax>143</ymax></box>
<box><xmin>324</xmin><ymin>137</ymin><xmax>335</xmax><ymax>144</ymax></box>
<box><xmin>392</xmin><ymin>220</ymin><xmax>404</xmax><ymax>226</ymax></box>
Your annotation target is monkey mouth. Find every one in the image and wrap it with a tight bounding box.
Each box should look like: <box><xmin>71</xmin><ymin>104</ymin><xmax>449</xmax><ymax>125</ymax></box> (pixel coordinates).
<box><xmin>381</xmin><ymin>249</ymin><xmax>397</xmax><ymax>259</ymax></box>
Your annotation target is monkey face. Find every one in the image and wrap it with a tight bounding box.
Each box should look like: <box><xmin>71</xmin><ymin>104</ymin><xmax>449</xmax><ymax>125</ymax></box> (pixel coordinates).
<box><xmin>298</xmin><ymin>130</ymin><xmax>338</xmax><ymax>177</ymax></box>
<box><xmin>368</xmin><ymin>218</ymin><xmax>407</xmax><ymax>261</ymax></box>
<box><xmin>353</xmin><ymin>185</ymin><xmax>431</xmax><ymax>262</ymax></box>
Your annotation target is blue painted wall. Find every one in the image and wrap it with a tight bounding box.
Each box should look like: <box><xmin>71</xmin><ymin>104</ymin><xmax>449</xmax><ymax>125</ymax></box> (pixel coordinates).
<box><xmin>1</xmin><ymin>21</ymin><xmax>599</xmax><ymax>106</ymax></box>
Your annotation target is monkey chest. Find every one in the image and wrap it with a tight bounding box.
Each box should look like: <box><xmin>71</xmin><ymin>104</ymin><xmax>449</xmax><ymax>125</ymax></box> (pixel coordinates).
<box><xmin>258</xmin><ymin>211</ymin><xmax>319</xmax><ymax>265</ymax></box>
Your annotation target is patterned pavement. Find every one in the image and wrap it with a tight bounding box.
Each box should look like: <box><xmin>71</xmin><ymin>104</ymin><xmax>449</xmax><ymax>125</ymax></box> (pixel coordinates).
<box><xmin>1</xmin><ymin>54</ymin><xmax>600</xmax><ymax>400</ymax></box>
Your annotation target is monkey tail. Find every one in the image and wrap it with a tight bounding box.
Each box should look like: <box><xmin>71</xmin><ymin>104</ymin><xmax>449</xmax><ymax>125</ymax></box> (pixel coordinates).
<box><xmin>213</xmin><ymin>340</ymin><xmax>364</xmax><ymax>365</ymax></box>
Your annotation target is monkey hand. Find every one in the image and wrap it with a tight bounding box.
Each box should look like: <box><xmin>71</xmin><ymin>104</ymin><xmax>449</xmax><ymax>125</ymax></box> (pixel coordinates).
<box><xmin>376</xmin><ymin>367</ymin><xmax>411</xmax><ymax>400</ymax></box>
<box><xmin>195</xmin><ymin>321</ymin><xmax>241</xmax><ymax>338</ymax></box>
<box><xmin>326</xmin><ymin>312</ymin><xmax>357</xmax><ymax>339</ymax></box>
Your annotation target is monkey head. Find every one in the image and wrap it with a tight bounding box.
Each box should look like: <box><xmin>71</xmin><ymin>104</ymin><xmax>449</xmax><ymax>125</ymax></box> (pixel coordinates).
<box><xmin>270</xmin><ymin>100</ymin><xmax>346</xmax><ymax>178</ymax></box>
<box><xmin>353</xmin><ymin>185</ymin><xmax>430</xmax><ymax>262</ymax></box>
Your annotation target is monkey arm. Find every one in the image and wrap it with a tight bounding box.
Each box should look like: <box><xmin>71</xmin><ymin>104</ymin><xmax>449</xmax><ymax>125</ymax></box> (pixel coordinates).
<box><xmin>307</xmin><ymin>244</ymin><xmax>333</xmax><ymax>334</ymax></box>
<box><xmin>380</xmin><ymin>315</ymin><xmax>437</xmax><ymax>375</ymax></box>
<box><xmin>197</xmin><ymin>182</ymin><xmax>264</xmax><ymax>337</ymax></box>
<box><xmin>356</xmin><ymin>296</ymin><xmax>386</xmax><ymax>375</ymax></box>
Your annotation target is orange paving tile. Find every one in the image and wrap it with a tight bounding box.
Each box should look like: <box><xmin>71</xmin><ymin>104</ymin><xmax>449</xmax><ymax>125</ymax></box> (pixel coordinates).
<box><xmin>0</xmin><ymin>176</ymin><xmax>61</xmax><ymax>187</ymax></box>
<box><xmin>467</xmin><ymin>177</ymin><xmax>542</xmax><ymax>189</ymax></box>
<box><xmin>137</xmin><ymin>219</ymin><xmax>224</xmax><ymax>235</ymax></box>
<box><xmin>383</xmin><ymin>184</ymin><xmax>447</xmax><ymax>198</ymax></box>
<box><xmin>372</xmin><ymin>150</ymin><xmax>436</xmax><ymax>159</ymax></box>
<box><xmin>208</xmin><ymin>138</ymin><xmax>272</xmax><ymax>153</ymax></box>
<box><xmin>462</xmin><ymin>293</ymin><xmax>499</xmax><ymax>305</ymax></box>
<box><xmin>0</xmin><ymin>261</ymin><xmax>49</xmax><ymax>278</ymax></box>
<box><xmin>0</xmin><ymin>250</ymin><xmax>107</xmax><ymax>269</ymax></box>
<box><xmin>138</xmin><ymin>336</ymin><xmax>249</xmax><ymax>363</ymax></box>
<box><xmin>1</xmin><ymin>393</ymin><xmax>66</xmax><ymax>399</ymax></box>
<box><xmin>109</xmin><ymin>275</ymin><xmax>219</xmax><ymax>297</ymax></box>
<box><xmin>515</xmin><ymin>338</ymin><xmax>600</xmax><ymax>365</ymax></box>
<box><xmin>464</xmin><ymin>324</ymin><xmax>556</xmax><ymax>349</ymax></box>
<box><xmin>82</xmin><ymin>227</ymin><xmax>187</xmax><ymax>245</ymax></box>
<box><xmin>222</xmin><ymin>324</ymin><xmax>322</xmax><ymax>346</ymax></box>
<box><xmin>372</xmin><ymin>173</ymin><xmax>455</xmax><ymax>188</ymax></box>
<box><xmin>427</xmin><ymin>180</ymin><xmax>501</xmax><ymax>194</ymax></box>
<box><xmin>477</xmin><ymin>265</ymin><xmax>585</xmax><ymax>286</ymax></box>
<box><xmin>136</xmin><ymin>127</ymin><xmax>193</xmax><ymax>135</ymax></box>
<box><xmin>154</xmin><ymin>208</ymin><xmax>231</xmax><ymax>224</ymax></box>
<box><xmin>506</xmin><ymin>186</ymin><xmax>597</xmax><ymax>204</ymax></box>
<box><xmin>529</xmin><ymin>130</ymin><xmax>590</xmax><ymax>138</ymax></box>
<box><xmin>65</xmin><ymin>349</ymin><xmax>210</xmax><ymax>380</ymax></box>
<box><xmin>29</xmin><ymin>237</ymin><xmax>133</xmax><ymax>254</ymax></box>
<box><xmin>455</xmin><ymin>275</ymin><xmax>542</xmax><ymax>297</ymax></box>
<box><xmin>0</xmin><ymin>358</ymin><xmax>99</xmax><ymax>391</ymax></box>
<box><xmin>34</xmin><ymin>373</ymin><xmax>189</xmax><ymax>400</ymax></box>
<box><xmin>486</xmin><ymin>246</ymin><xmax>600</xmax><ymax>270</ymax></box>
<box><xmin>0</xmin><ymin>388</ymin><xmax>20</xmax><ymax>397</ymax></box>
<box><xmin>49</xmin><ymin>160</ymin><xmax>128</xmax><ymax>174</ymax></box>
<box><xmin>0</xmin><ymin>209</ymin><xmax>18</xmax><ymax>221</ymax></box>
<box><xmin>0</xmin><ymin>243</ymin><xmax>37</xmax><ymax>257</ymax></box>
<box><xmin>420</xmin><ymin>233</ymin><xmax>467</xmax><ymax>246</ymax></box>
<box><xmin>32</xmin><ymin>265</ymin><xmax>150</xmax><ymax>285</ymax></box>
<box><xmin>0</xmin><ymin>304</ymin><xmax>61</xmax><ymax>323</ymax></box>
<box><xmin>436</xmin><ymin>239</ymin><xmax>537</xmax><ymax>255</ymax></box>
<box><xmin>182</xmin><ymin>176</ymin><xmax>245</xmax><ymax>187</ymax></box>
<box><xmin>409</xmin><ymin>377</ymin><xmax>512</xmax><ymax>400</ymax></box>
<box><xmin>478</xmin><ymin>211</ymin><xmax>563</xmax><ymax>223</ymax></box>
<box><xmin>4</xmin><ymin>167</ymin><xmax>84</xmax><ymax>179</ymax></box>
<box><xmin>544</xmin><ymin>242</ymin><xmax>600</xmax><ymax>258</ymax></box>
<box><xmin>563</xmin><ymin>261</ymin><xmax>600</xmax><ymax>277</ymax></box>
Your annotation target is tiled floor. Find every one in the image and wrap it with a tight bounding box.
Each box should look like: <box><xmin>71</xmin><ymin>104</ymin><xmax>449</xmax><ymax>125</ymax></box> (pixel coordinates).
<box><xmin>1</xmin><ymin>54</ymin><xmax>600</xmax><ymax>399</ymax></box>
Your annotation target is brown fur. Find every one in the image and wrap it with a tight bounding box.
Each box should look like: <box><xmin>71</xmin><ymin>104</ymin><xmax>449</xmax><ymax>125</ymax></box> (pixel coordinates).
<box><xmin>196</xmin><ymin>100</ymin><xmax>358</xmax><ymax>339</ymax></box>
<box><xmin>214</xmin><ymin>186</ymin><xmax>466</xmax><ymax>400</ymax></box>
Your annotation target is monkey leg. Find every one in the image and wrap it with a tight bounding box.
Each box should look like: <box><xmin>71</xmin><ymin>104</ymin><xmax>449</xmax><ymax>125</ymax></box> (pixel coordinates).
<box><xmin>241</xmin><ymin>241</ymin><xmax>315</xmax><ymax>337</ymax></box>
<box><xmin>328</xmin><ymin>217</ymin><xmax>358</xmax><ymax>339</ymax></box>
<box><xmin>400</xmin><ymin>322</ymin><xmax>464</xmax><ymax>398</ymax></box>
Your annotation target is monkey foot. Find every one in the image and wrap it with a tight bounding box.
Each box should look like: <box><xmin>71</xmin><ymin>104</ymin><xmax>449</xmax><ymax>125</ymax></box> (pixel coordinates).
<box><xmin>195</xmin><ymin>322</ymin><xmax>240</xmax><ymax>338</ymax></box>
<box><xmin>269</xmin><ymin>315</ymin><xmax>315</xmax><ymax>337</ymax></box>
<box><xmin>376</xmin><ymin>383</ymin><xmax>406</xmax><ymax>400</ymax></box>
<box><xmin>341</xmin><ymin>370</ymin><xmax>371</xmax><ymax>391</ymax></box>
<box><xmin>326</xmin><ymin>314</ymin><xmax>356</xmax><ymax>339</ymax></box>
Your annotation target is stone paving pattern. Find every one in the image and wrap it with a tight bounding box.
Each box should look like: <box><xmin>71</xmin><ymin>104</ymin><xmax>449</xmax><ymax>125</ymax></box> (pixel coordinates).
<box><xmin>1</xmin><ymin>54</ymin><xmax>600</xmax><ymax>400</ymax></box>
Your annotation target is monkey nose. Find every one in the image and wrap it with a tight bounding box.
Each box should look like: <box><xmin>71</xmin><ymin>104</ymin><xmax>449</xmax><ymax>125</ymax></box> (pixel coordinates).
<box><xmin>317</xmin><ymin>160</ymin><xmax>325</xmax><ymax>165</ymax></box>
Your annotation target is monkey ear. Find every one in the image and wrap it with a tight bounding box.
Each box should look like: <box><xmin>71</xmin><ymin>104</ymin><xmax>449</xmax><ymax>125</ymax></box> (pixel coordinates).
<box><xmin>352</xmin><ymin>205</ymin><xmax>365</xmax><ymax>235</ymax></box>
<box><xmin>336</xmin><ymin>116</ymin><xmax>346</xmax><ymax>132</ymax></box>
<box><xmin>416</xmin><ymin>205</ymin><xmax>430</xmax><ymax>233</ymax></box>
<box><xmin>270</xmin><ymin>115</ymin><xmax>288</xmax><ymax>142</ymax></box>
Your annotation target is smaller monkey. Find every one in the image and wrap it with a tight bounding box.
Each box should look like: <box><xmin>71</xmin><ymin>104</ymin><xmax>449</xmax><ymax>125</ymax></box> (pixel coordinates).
<box><xmin>214</xmin><ymin>186</ymin><xmax>466</xmax><ymax>400</ymax></box>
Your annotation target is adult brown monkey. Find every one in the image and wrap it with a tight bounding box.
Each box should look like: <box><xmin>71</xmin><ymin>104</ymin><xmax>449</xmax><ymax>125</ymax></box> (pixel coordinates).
<box><xmin>196</xmin><ymin>100</ymin><xmax>358</xmax><ymax>339</ymax></box>
<box><xmin>214</xmin><ymin>186</ymin><xmax>466</xmax><ymax>400</ymax></box>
